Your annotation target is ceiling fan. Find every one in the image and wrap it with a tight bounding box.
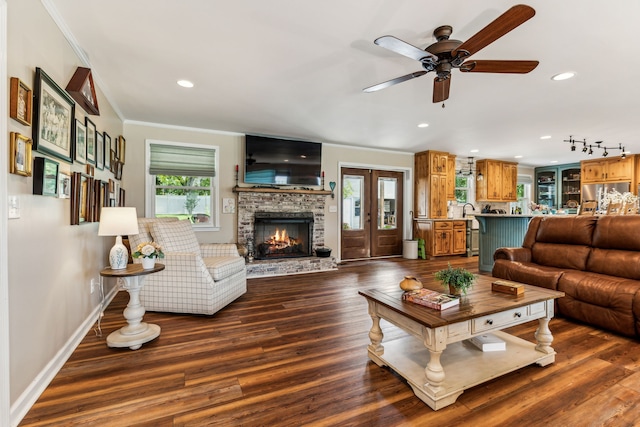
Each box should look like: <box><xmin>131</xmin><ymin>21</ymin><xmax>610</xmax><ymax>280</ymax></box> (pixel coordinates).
<box><xmin>363</xmin><ymin>4</ymin><xmax>539</xmax><ymax>102</ymax></box>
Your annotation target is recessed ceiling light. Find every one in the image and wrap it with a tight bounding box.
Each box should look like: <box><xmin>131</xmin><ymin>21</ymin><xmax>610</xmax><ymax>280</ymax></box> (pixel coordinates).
<box><xmin>540</xmin><ymin>135</ymin><xmax>552</xmax><ymax>140</ymax></box>
<box><xmin>470</xmin><ymin>149</ymin><xmax>479</xmax><ymax>153</ymax></box>
<box><xmin>177</xmin><ymin>80</ymin><xmax>194</xmax><ymax>88</ymax></box>
<box><xmin>551</xmin><ymin>72</ymin><xmax>575</xmax><ymax>81</ymax></box>
<box><xmin>550</xmin><ymin>160</ymin><xmax>558</xmax><ymax>163</ymax></box>
<box><xmin>417</xmin><ymin>123</ymin><xmax>429</xmax><ymax>128</ymax></box>
<box><xmin>514</xmin><ymin>155</ymin><xmax>523</xmax><ymax>159</ymax></box>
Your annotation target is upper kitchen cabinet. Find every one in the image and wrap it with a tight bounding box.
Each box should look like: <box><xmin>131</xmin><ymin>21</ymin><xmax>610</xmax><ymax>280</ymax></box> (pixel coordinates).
<box><xmin>476</xmin><ymin>159</ymin><xmax>518</xmax><ymax>202</ymax></box>
<box><xmin>414</xmin><ymin>150</ymin><xmax>451</xmax><ymax>218</ymax></box>
<box><xmin>535</xmin><ymin>162</ymin><xmax>581</xmax><ymax>212</ymax></box>
<box><xmin>581</xmin><ymin>155</ymin><xmax>634</xmax><ymax>183</ymax></box>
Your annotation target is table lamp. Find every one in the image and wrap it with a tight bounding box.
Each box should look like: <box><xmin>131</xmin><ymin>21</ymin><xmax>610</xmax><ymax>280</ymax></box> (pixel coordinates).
<box><xmin>98</xmin><ymin>207</ymin><xmax>139</xmax><ymax>269</ymax></box>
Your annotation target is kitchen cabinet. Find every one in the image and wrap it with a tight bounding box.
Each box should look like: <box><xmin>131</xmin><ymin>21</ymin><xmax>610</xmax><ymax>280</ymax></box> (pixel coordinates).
<box><xmin>446</xmin><ymin>155</ymin><xmax>456</xmax><ymax>200</ymax></box>
<box><xmin>581</xmin><ymin>155</ymin><xmax>634</xmax><ymax>183</ymax></box>
<box><xmin>535</xmin><ymin>163</ymin><xmax>581</xmax><ymax>212</ymax></box>
<box><xmin>414</xmin><ymin>150</ymin><xmax>450</xmax><ymax>219</ymax></box>
<box><xmin>414</xmin><ymin>219</ymin><xmax>467</xmax><ymax>258</ymax></box>
<box><xmin>476</xmin><ymin>159</ymin><xmax>518</xmax><ymax>202</ymax></box>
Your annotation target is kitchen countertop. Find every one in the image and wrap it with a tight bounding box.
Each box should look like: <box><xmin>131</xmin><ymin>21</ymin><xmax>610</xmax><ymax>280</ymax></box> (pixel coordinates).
<box><xmin>474</xmin><ymin>214</ymin><xmax>534</xmax><ymax>218</ymax></box>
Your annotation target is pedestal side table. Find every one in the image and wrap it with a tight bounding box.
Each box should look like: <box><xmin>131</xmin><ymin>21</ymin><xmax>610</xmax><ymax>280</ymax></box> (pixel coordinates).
<box><xmin>100</xmin><ymin>263</ymin><xmax>165</xmax><ymax>350</ymax></box>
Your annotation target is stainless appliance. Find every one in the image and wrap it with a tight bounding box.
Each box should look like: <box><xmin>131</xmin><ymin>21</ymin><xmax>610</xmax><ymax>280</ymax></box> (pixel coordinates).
<box><xmin>582</xmin><ymin>182</ymin><xmax>630</xmax><ymax>210</ymax></box>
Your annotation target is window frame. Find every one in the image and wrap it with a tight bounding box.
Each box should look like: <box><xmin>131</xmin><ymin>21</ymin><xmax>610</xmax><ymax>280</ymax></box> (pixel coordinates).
<box><xmin>455</xmin><ymin>174</ymin><xmax>470</xmax><ymax>204</ymax></box>
<box><xmin>145</xmin><ymin>139</ymin><xmax>220</xmax><ymax>231</ymax></box>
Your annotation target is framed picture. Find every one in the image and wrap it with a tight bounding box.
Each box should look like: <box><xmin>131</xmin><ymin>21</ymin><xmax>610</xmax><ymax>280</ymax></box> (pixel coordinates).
<box><xmin>85</xmin><ymin>124</ymin><xmax>96</xmax><ymax>166</ymax></box>
<box><xmin>33</xmin><ymin>157</ymin><xmax>59</xmax><ymax>197</ymax></box>
<box><xmin>102</xmin><ymin>181</ymin><xmax>110</xmax><ymax>207</ymax></box>
<box><xmin>65</xmin><ymin>67</ymin><xmax>99</xmax><ymax>115</ymax></box>
<box><xmin>71</xmin><ymin>173</ymin><xmax>93</xmax><ymax>224</ymax></box>
<box><xmin>9</xmin><ymin>132</ymin><xmax>33</xmax><ymax>176</ymax></box>
<box><xmin>74</xmin><ymin>119</ymin><xmax>86</xmax><ymax>164</ymax></box>
<box><xmin>117</xmin><ymin>136</ymin><xmax>126</xmax><ymax>164</ymax></box>
<box><xmin>32</xmin><ymin>68</ymin><xmax>75</xmax><ymax>163</ymax></box>
<box><xmin>95</xmin><ymin>131</ymin><xmax>104</xmax><ymax>169</ymax></box>
<box><xmin>114</xmin><ymin>160</ymin><xmax>123</xmax><ymax>180</ymax></box>
<box><xmin>10</xmin><ymin>77</ymin><xmax>33</xmax><ymax>126</ymax></box>
<box><xmin>118</xmin><ymin>188</ymin><xmax>126</xmax><ymax>207</ymax></box>
<box><xmin>86</xmin><ymin>164</ymin><xmax>94</xmax><ymax>176</ymax></box>
<box><xmin>85</xmin><ymin>117</ymin><xmax>97</xmax><ymax>167</ymax></box>
<box><xmin>103</xmin><ymin>133</ymin><xmax>111</xmax><ymax>170</ymax></box>
<box><xmin>58</xmin><ymin>171</ymin><xmax>71</xmax><ymax>199</ymax></box>
<box><xmin>92</xmin><ymin>179</ymin><xmax>102</xmax><ymax>222</ymax></box>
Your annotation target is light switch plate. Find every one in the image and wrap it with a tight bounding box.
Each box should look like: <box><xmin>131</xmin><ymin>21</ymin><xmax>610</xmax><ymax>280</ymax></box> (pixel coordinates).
<box><xmin>329</xmin><ymin>205</ymin><xmax>337</xmax><ymax>213</ymax></box>
<box><xmin>8</xmin><ymin>195</ymin><xmax>20</xmax><ymax>219</ymax></box>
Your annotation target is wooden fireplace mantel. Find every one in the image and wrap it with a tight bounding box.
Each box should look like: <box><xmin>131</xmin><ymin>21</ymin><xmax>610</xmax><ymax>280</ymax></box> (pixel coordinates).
<box><xmin>233</xmin><ymin>186</ymin><xmax>331</xmax><ymax>196</ymax></box>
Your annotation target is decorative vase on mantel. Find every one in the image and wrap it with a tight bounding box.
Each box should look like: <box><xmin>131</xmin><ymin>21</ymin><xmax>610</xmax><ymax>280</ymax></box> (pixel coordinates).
<box><xmin>141</xmin><ymin>257</ymin><xmax>156</xmax><ymax>270</ymax></box>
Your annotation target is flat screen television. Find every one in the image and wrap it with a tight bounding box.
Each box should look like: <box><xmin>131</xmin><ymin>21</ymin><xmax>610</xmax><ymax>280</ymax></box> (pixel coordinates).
<box><xmin>244</xmin><ymin>134</ymin><xmax>322</xmax><ymax>186</ymax></box>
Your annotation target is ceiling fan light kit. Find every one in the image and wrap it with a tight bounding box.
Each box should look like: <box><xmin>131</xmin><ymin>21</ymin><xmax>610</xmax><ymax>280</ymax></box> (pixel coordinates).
<box><xmin>364</xmin><ymin>4</ymin><xmax>539</xmax><ymax>103</ymax></box>
<box><xmin>564</xmin><ymin>136</ymin><xmax>626</xmax><ymax>158</ymax></box>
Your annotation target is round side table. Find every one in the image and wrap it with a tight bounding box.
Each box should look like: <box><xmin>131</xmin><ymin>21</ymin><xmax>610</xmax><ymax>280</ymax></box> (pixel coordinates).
<box><xmin>100</xmin><ymin>263</ymin><xmax>165</xmax><ymax>350</ymax></box>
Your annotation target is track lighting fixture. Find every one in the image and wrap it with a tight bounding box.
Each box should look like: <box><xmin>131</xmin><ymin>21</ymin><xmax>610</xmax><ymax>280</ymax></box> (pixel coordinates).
<box><xmin>565</xmin><ymin>136</ymin><xmax>624</xmax><ymax>158</ymax></box>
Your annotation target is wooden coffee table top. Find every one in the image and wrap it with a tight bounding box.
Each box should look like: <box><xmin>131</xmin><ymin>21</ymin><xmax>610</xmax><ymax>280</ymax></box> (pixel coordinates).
<box><xmin>359</xmin><ymin>275</ymin><xmax>564</xmax><ymax>329</ymax></box>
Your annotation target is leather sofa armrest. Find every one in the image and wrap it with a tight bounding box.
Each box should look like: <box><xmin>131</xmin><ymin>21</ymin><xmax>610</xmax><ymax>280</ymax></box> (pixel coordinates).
<box><xmin>493</xmin><ymin>247</ymin><xmax>531</xmax><ymax>263</ymax></box>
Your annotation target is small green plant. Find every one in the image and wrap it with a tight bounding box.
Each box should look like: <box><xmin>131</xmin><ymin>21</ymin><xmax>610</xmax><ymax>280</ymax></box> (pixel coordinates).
<box><xmin>434</xmin><ymin>263</ymin><xmax>475</xmax><ymax>294</ymax></box>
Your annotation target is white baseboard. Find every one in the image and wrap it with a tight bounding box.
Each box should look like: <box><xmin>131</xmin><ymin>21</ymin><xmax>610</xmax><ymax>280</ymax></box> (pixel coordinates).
<box><xmin>10</xmin><ymin>286</ymin><xmax>119</xmax><ymax>427</ymax></box>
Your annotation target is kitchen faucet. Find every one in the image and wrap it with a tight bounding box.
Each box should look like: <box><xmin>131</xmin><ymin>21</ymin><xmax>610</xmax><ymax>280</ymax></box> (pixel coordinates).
<box><xmin>462</xmin><ymin>203</ymin><xmax>476</xmax><ymax>218</ymax></box>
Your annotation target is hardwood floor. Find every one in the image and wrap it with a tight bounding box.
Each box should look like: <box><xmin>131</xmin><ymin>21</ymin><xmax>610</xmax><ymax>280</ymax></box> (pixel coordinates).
<box><xmin>20</xmin><ymin>257</ymin><xmax>640</xmax><ymax>426</ymax></box>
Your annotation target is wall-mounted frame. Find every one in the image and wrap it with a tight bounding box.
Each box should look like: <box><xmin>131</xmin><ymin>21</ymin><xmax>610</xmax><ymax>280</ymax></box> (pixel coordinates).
<box><xmin>58</xmin><ymin>171</ymin><xmax>71</xmax><ymax>199</ymax></box>
<box><xmin>9</xmin><ymin>132</ymin><xmax>33</xmax><ymax>176</ymax></box>
<box><xmin>95</xmin><ymin>131</ymin><xmax>103</xmax><ymax>169</ymax></box>
<box><xmin>86</xmin><ymin>164</ymin><xmax>94</xmax><ymax>176</ymax></box>
<box><xmin>85</xmin><ymin>117</ymin><xmax>97</xmax><ymax>167</ymax></box>
<box><xmin>33</xmin><ymin>157</ymin><xmax>59</xmax><ymax>197</ymax></box>
<box><xmin>103</xmin><ymin>133</ymin><xmax>111</xmax><ymax>170</ymax></box>
<box><xmin>92</xmin><ymin>179</ymin><xmax>103</xmax><ymax>222</ymax></box>
<box><xmin>65</xmin><ymin>67</ymin><xmax>99</xmax><ymax>115</ymax></box>
<box><xmin>117</xmin><ymin>136</ymin><xmax>126</xmax><ymax>164</ymax></box>
<box><xmin>71</xmin><ymin>172</ymin><xmax>93</xmax><ymax>224</ymax></box>
<box><xmin>10</xmin><ymin>77</ymin><xmax>33</xmax><ymax>126</ymax></box>
<box><xmin>114</xmin><ymin>160</ymin><xmax>123</xmax><ymax>180</ymax></box>
<box><xmin>74</xmin><ymin>119</ymin><xmax>86</xmax><ymax>164</ymax></box>
<box><xmin>118</xmin><ymin>188</ymin><xmax>126</xmax><ymax>207</ymax></box>
<box><xmin>33</xmin><ymin>68</ymin><xmax>75</xmax><ymax>163</ymax></box>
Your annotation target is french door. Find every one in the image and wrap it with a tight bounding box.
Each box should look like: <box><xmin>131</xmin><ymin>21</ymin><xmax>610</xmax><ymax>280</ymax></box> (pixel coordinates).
<box><xmin>340</xmin><ymin>168</ymin><xmax>404</xmax><ymax>260</ymax></box>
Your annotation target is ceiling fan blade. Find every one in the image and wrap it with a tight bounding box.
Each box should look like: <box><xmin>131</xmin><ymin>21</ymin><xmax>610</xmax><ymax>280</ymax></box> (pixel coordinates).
<box><xmin>460</xmin><ymin>60</ymin><xmax>539</xmax><ymax>73</ymax></box>
<box><xmin>363</xmin><ymin>71</ymin><xmax>428</xmax><ymax>93</ymax></box>
<box><xmin>374</xmin><ymin>35</ymin><xmax>438</xmax><ymax>62</ymax></box>
<box><xmin>433</xmin><ymin>77</ymin><xmax>450</xmax><ymax>103</ymax></box>
<box><xmin>452</xmin><ymin>5</ymin><xmax>535</xmax><ymax>59</ymax></box>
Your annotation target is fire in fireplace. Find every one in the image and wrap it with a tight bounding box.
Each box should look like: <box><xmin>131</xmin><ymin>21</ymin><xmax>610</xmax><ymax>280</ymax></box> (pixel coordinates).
<box><xmin>254</xmin><ymin>212</ymin><xmax>314</xmax><ymax>259</ymax></box>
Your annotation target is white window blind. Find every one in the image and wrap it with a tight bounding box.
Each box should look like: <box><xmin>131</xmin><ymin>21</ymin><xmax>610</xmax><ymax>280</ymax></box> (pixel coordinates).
<box><xmin>149</xmin><ymin>143</ymin><xmax>216</xmax><ymax>177</ymax></box>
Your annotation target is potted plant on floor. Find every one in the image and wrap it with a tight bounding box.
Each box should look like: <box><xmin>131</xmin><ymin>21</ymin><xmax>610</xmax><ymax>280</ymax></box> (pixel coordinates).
<box><xmin>435</xmin><ymin>263</ymin><xmax>475</xmax><ymax>296</ymax></box>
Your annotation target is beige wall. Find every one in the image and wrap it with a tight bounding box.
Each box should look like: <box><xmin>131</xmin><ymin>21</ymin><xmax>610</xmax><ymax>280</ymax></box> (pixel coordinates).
<box><xmin>7</xmin><ymin>0</ymin><xmax>121</xmax><ymax>409</ymax></box>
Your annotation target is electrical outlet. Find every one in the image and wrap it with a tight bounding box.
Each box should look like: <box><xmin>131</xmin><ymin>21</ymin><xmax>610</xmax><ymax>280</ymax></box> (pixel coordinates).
<box><xmin>90</xmin><ymin>278</ymin><xmax>96</xmax><ymax>294</ymax></box>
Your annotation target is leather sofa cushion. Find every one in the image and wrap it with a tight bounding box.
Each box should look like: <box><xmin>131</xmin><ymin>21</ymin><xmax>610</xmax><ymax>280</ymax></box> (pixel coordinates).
<box><xmin>558</xmin><ymin>270</ymin><xmax>640</xmax><ymax>337</ymax></box>
<box><xmin>531</xmin><ymin>243</ymin><xmax>591</xmax><ymax>271</ymax></box>
<box><xmin>492</xmin><ymin>259</ymin><xmax>563</xmax><ymax>290</ymax></box>
<box><xmin>592</xmin><ymin>215</ymin><xmax>640</xmax><ymax>251</ymax></box>
<box><xmin>203</xmin><ymin>256</ymin><xmax>246</xmax><ymax>281</ymax></box>
<box><xmin>586</xmin><ymin>248</ymin><xmax>640</xmax><ymax>280</ymax></box>
<box><xmin>535</xmin><ymin>216</ymin><xmax>597</xmax><ymax>246</ymax></box>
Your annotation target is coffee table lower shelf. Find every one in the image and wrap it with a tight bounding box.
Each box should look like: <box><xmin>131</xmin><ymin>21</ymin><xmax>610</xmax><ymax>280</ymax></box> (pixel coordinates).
<box><xmin>368</xmin><ymin>330</ymin><xmax>555</xmax><ymax>410</ymax></box>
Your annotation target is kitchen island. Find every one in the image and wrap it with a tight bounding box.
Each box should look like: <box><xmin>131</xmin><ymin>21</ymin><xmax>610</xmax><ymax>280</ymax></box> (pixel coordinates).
<box><xmin>475</xmin><ymin>214</ymin><xmax>534</xmax><ymax>272</ymax></box>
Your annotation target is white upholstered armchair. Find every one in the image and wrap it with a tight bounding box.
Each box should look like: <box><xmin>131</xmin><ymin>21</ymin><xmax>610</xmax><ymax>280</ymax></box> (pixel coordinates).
<box><xmin>128</xmin><ymin>218</ymin><xmax>247</xmax><ymax>315</ymax></box>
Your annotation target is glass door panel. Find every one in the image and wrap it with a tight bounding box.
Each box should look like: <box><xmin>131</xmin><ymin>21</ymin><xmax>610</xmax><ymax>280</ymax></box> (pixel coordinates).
<box><xmin>342</xmin><ymin>175</ymin><xmax>364</xmax><ymax>231</ymax></box>
<box><xmin>377</xmin><ymin>177</ymin><xmax>397</xmax><ymax>230</ymax></box>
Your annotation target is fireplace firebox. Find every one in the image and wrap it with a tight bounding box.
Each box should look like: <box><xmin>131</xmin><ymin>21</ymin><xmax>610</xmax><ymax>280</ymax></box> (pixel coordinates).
<box><xmin>253</xmin><ymin>212</ymin><xmax>314</xmax><ymax>259</ymax></box>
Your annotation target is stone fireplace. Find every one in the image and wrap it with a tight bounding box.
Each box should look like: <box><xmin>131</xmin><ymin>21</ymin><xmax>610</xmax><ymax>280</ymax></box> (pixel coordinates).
<box><xmin>236</xmin><ymin>189</ymin><xmax>336</xmax><ymax>277</ymax></box>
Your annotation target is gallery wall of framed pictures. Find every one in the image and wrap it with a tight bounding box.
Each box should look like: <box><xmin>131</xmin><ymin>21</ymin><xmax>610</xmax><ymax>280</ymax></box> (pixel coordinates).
<box><xmin>9</xmin><ymin>66</ymin><xmax>129</xmax><ymax>225</ymax></box>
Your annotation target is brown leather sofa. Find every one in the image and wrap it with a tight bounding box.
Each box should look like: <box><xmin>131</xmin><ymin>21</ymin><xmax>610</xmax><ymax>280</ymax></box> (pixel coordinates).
<box><xmin>492</xmin><ymin>215</ymin><xmax>640</xmax><ymax>337</ymax></box>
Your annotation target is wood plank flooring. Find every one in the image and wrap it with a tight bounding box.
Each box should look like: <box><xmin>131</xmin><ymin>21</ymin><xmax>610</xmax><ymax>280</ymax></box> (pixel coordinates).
<box><xmin>20</xmin><ymin>257</ymin><xmax>640</xmax><ymax>426</ymax></box>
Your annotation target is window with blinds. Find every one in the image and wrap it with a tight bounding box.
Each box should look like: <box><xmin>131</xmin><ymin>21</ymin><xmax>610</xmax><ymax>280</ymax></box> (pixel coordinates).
<box><xmin>146</xmin><ymin>140</ymin><xmax>219</xmax><ymax>230</ymax></box>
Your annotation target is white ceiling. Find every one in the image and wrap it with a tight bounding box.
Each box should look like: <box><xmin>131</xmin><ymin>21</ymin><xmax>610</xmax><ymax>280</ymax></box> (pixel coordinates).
<box><xmin>46</xmin><ymin>0</ymin><xmax>640</xmax><ymax>167</ymax></box>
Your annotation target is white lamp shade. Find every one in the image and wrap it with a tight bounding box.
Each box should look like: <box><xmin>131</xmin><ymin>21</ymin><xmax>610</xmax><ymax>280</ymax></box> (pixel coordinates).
<box><xmin>98</xmin><ymin>207</ymin><xmax>139</xmax><ymax>236</ymax></box>
<box><xmin>98</xmin><ymin>207</ymin><xmax>139</xmax><ymax>270</ymax></box>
